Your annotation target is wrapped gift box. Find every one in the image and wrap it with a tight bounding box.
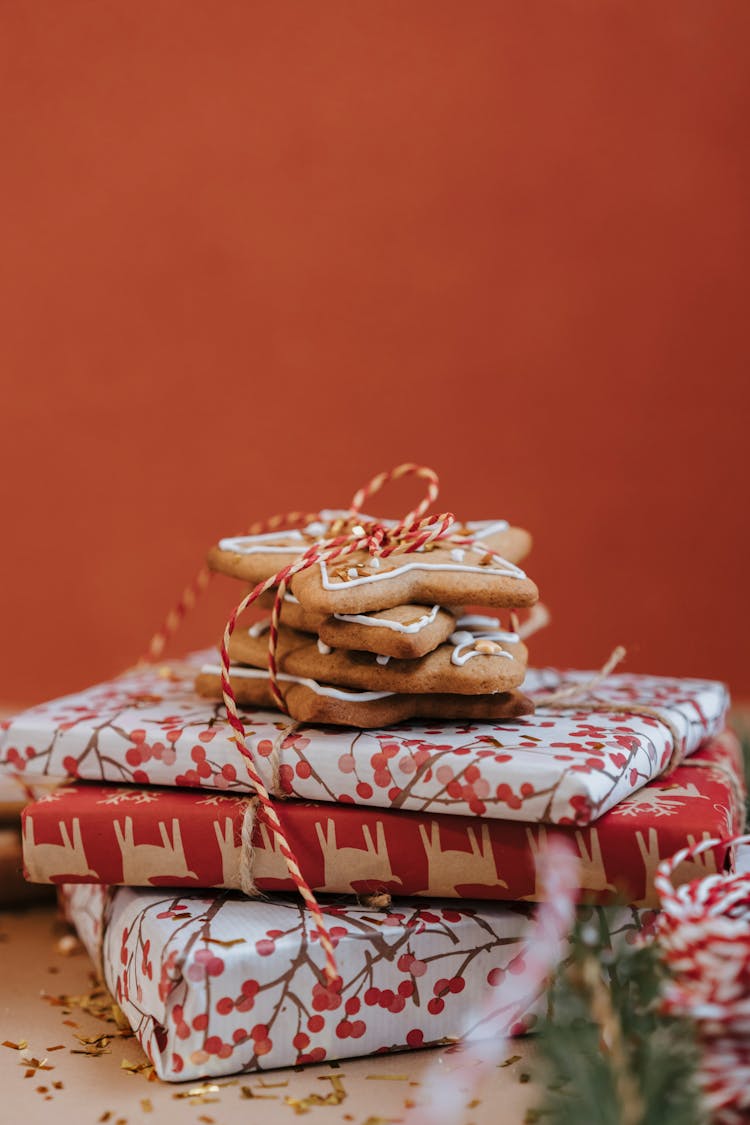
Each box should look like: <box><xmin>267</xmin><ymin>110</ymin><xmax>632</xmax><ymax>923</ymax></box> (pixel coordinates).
<box><xmin>0</xmin><ymin>773</ymin><xmax>61</xmax><ymax>905</ymax></box>
<box><xmin>0</xmin><ymin>772</ymin><xmax>59</xmax><ymax>819</ymax></box>
<box><xmin>22</xmin><ymin>730</ymin><xmax>745</xmax><ymax>907</ymax></box>
<box><xmin>61</xmin><ymin>882</ymin><xmax>647</xmax><ymax>1081</ymax></box>
<box><xmin>0</xmin><ymin>826</ymin><xmax>53</xmax><ymax>905</ymax></box>
<box><xmin>1</xmin><ymin>655</ymin><xmax>728</xmax><ymax>825</ymax></box>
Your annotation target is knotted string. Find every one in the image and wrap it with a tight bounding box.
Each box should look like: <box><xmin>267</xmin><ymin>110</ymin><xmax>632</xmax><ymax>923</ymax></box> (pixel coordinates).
<box><xmin>143</xmin><ymin>462</ymin><xmax>524</xmax><ymax>984</ymax></box>
<box><xmin>533</xmin><ymin>645</ymin><xmax>688</xmax><ymax>773</ymax></box>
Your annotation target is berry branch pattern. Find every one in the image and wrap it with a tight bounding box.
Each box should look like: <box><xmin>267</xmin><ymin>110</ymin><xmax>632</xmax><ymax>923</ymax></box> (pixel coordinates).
<box><xmin>22</xmin><ymin>729</ymin><xmax>744</xmax><ymax>907</ymax></box>
<box><xmin>1</xmin><ymin>656</ymin><xmax>728</xmax><ymax>826</ymax></box>
<box><xmin>61</xmin><ymin>883</ymin><xmax>649</xmax><ymax>1082</ymax></box>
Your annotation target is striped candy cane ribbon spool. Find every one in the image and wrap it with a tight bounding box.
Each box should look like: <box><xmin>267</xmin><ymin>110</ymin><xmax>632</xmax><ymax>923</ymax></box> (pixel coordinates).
<box><xmin>653</xmin><ymin>832</ymin><xmax>750</xmax><ymax>1122</ymax></box>
<box><xmin>144</xmin><ymin>463</ymin><xmax>520</xmax><ymax>984</ymax></box>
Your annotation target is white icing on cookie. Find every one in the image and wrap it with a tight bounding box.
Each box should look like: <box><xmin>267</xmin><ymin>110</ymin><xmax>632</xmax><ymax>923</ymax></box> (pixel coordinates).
<box><xmin>461</xmin><ymin>520</ymin><xmax>509</xmax><ymax>537</ymax></box>
<box><xmin>201</xmin><ymin>664</ymin><xmax>394</xmax><ymax>702</ymax></box>
<box><xmin>317</xmin><ymin>639</ymin><xmax>332</xmax><ymax>655</ymax></box>
<box><xmin>449</xmin><ymin>616</ymin><xmax>520</xmax><ymax>667</ymax></box>
<box><xmin>375</xmin><ymin>654</ymin><xmax>390</xmax><ymax>666</ymax></box>
<box><xmin>451</xmin><ymin>548</ymin><xmax>465</xmax><ymax>562</ymax></box>
<box><xmin>220</xmin><ymin>530</ymin><xmax>306</xmax><ymax>555</ymax></box>
<box><xmin>454</xmin><ymin>614</ymin><xmax>507</xmax><ymax>631</ymax></box>
<box><xmin>248</xmin><ymin>620</ymin><xmax>271</xmax><ymax>638</ymax></box>
<box><xmin>220</xmin><ymin>517</ymin><xmax>511</xmax><ymax>561</ymax></box>
<box><xmin>320</xmin><ymin>553</ymin><xmax>525</xmax><ymax>590</ymax></box>
<box><xmin>332</xmin><ymin>605</ymin><xmax>441</xmax><ymax>635</ymax></box>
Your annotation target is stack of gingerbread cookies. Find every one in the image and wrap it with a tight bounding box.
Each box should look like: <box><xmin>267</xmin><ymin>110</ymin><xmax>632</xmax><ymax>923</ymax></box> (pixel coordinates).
<box><xmin>196</xmin><ymin>513</ymin><xmax>540</xmax><ymax>727</ymax></box>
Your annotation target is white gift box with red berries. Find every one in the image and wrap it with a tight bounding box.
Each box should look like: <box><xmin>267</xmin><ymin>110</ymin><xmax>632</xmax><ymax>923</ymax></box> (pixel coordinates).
<box><xmin>1</xmin><ymin>655</ymin><xmax>728</xmax><ymax>825</ymax></box>
<box><xmin>60</xmin><ymin>882</ymin><xmax>648</xmax><ymax>1080</ymax></box>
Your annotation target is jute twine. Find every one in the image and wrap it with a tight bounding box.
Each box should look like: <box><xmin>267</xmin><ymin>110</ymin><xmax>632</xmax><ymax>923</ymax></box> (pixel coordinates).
<box><xmin>533</xmin><ymin>645</ymin><xmax>688</xmax><ymax>773</ymax></box>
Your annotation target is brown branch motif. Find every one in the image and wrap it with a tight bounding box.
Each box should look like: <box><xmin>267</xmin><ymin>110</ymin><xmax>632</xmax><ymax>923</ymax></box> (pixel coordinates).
<box><xmin>65</xmin><ymin>884</ymin><xmax>647</xmax><ymax>1081</ymax></box>
<box><xmin>1</xmin><ymin>659</ymin><xmax>729</xmax><ymax>827</ymax></box>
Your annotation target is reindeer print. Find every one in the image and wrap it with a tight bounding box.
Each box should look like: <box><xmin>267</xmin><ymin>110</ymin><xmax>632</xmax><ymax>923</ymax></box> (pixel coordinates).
<box><xmin>573</xmin><ymin>829</ymin><xmax>617</xmax><ymax>895</ymax></box>
<box><xmin>523</xmin><ymin>826</ymin><xmax>615</xmax><ymax>900</ymax></box>
<box><xmin>417</xmin><ymin>822</ymin><xmax>507</xmax><ymax>896</ymax></box>
<box><xmin>254</xmin><ymin>821</ymin><xmax>300</xmax><ymax>883</ymax></box>
<box><xmin>114</xmin><ymin>816</ymin><xmax>198</xmax><ymax>885</ymax></box>
<box><xmin>212</xmin><ymin>817</ymin><xmax>243</xmax><ymax>886</ymax></box>
<box><xmin>314</xmin><ymin>819</ymin><xmax>402</xmax><ymax>893</ymax></box>
<box><xmin>23</xmin><ymin>815</ymin><xmax>99</xmax><ymax>882</ymax></box>
<box><xmin>635</xmin><ymin>828</ymin><xmax>718</xmax><ymax>904</ymax></box>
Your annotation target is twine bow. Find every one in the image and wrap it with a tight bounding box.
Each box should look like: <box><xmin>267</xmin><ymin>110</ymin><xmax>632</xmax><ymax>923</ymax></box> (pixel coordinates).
<box><xmin>144</xmin><ymin>462</ymin><xmax>523</xmax><ymax>984</ymax></box>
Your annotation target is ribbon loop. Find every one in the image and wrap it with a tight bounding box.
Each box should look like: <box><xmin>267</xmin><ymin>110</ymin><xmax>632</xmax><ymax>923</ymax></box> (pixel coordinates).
<box><xmin>349</xmin><ymin>461</ymin><xmax>440</xmax><ymax>526</ymax></box>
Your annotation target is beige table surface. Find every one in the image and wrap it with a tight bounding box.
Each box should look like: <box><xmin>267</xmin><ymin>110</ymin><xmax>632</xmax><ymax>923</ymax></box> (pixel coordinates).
<box><xmin>0</xmin><ymin>904</ymin><xmax>538</xmax><ymax>1125</ymax></box>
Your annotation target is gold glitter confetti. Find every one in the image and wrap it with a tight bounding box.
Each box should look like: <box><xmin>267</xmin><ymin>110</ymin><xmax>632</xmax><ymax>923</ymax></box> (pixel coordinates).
<box><xmin>140</xmin><ymin>1100</ymin><xmax>153</xmax><ymax>1114</ymax></box>
<box><xmin>52</xmin><ymin>1081</ymin><xmax>63</xmax><ymax>1090</ymax></box>
<box><xmin>21</xmin><ymin>1056</ymin><xmax>53</xmax><ymax>1077</ymax></box>
<box><xmin>75</xmin><ymin>1032</ymin><xmax>112</xmax><ymax>1046</ymax></box>
<box><xmin>43</xmin><ymin>982</ymin><xmax>125</xmax><ymax>1027</ymax></box>
<box><xmin>285</xmin><ymin>1074</ymin><xmax>347</xmax><ymax>1114</ymax></box>
<box><xmin>99</xmin><ymin>1113</ymin><xmax>112</xmax><ymax>1123</ymax></box>
<box><xmin>46</xmin><ymin>1044</ymin><xmax>66</xmax><ymax>1052</ymax></box>
<box><xmin>205</xmin><ymin>937</ymin><xmax>246</xmax><ymax>947</ymax></box>
<box><xmin>173</xmin><ymin>1083</ymin><xmax>221</xmax><ymax>1098</ymax></box>
<box><xmin>172</xmin><ymin>1083</ymin><xmax>221</xmax><ymax>1105</ymax></box>
<box><xmin>240</xmin><ymin>1081</ymin><xmax>283</xmax><ymax>1099</ymax></box>
<box><xmin>71</xmin><ymin>1042</ymin><xmax>111</xmax><ymax>1057</ymax></box>
<box><xmin>120</xmin><ymin>1059</ymin><xmax>154</xmax><ymax>1078</ymax></box>
<box><xmin>112</xmin><ymin>1005</ymin><xmax>131</xmax><ymax>1030</ymax></box>
<box><xmin>3</xmin><ymin>1040</ymin><xmax>28</xmax><ymax>1050</ymax></box>
<box><xmin>499</xmin><ymin>1054</ymin><xmax>521</xmax><ymax>1068</ymax></box>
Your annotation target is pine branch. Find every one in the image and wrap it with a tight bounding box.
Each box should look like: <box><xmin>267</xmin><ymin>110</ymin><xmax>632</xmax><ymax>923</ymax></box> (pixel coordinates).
<box><xmin>532</xmin><ymin>915</ymin><xmax>706</xmax><ymax>1125</ymax></box>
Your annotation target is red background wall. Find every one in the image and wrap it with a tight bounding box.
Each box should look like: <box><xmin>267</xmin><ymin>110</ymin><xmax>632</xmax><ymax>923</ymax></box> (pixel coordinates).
<box><xmin>1</xmin><ymin>3</ymin><xmax>748</xmax><ymax>705</ymax></box>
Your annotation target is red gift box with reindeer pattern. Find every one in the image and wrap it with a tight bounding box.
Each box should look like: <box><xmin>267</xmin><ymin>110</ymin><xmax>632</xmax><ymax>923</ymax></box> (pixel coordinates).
<box><xmin>23</xmin><ymin>730</ymin><xmax>744</xmax><ymax>908</ymax></box>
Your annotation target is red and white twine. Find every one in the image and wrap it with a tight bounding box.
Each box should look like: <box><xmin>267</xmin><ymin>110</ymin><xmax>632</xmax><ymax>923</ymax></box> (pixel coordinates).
<box><xmin>654</xmin><ymin>832</ymin><xmax>750</xmax><ymax>1122</ymax></box>
<box><xmin>144</xmin><ymin>463</ymin><xmax>513</xmax><ymax>984</ymax></box>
